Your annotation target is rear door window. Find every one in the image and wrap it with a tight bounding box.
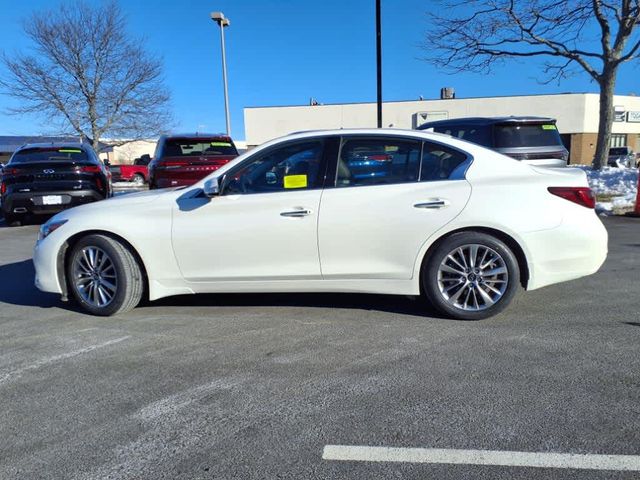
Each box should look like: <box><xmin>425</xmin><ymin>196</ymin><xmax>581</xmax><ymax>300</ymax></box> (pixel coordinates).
<box><xmin>336</xmin><ymin>137</ymin><xmax>422</xmax><ymax>187</ymax></box>
<box><xmin>494</xmin><ymin>124</ymin><xmax>563</xmax><ymax>148</ymax></box>
<box><xmin>420</xmin><ymin>142</ymin><xmax>468</xmax><ymax>181</ymax></box>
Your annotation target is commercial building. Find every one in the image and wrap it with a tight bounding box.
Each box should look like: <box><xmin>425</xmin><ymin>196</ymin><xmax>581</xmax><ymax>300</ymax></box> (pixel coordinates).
<box><xmin>244</xmin><ymin>92</ymin><xmax>640</xmax><ymax>164</ymax></box>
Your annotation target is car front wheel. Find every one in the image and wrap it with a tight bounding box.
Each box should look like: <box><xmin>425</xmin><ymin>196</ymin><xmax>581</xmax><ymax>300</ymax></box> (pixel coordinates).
<box><xmin>422</xmin><ymin>232</ymin><xmax>520</xmax><ymax>320</ymax></box>
<box><xmin>67</xmin><ymin>234</ymin><xmax>144</xmax><ymax>316</ymax></box>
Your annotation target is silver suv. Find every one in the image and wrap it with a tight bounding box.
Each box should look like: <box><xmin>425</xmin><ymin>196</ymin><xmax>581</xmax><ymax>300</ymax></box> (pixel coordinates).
<box><xmin>417</xmin><ymin>116</ymin><xmax>568</xmax><ymax>167</ymax></box>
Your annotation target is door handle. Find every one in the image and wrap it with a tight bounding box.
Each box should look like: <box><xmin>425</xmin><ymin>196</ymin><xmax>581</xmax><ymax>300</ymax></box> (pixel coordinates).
<box><xmin>414</xmin><ymin>199</ymin><xmax>450</xmax><ymax>209</ymax></box>
<box><xmin>280</xmin><ymin>209</ymin><xmax>312</xmax><ymax>218</ymax></box>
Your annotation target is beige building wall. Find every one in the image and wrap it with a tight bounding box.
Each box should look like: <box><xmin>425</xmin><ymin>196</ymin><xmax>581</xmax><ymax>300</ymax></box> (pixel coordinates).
<box><xmin>106</xmin><ymin>140</ymin><xmax>157</xmax><ymax>165</ymax></box>
<box><xmin>243</xmin><ymin>93</ymin><xmax>640</xmax><ymax>165</ymax></box>
<box><xmin>244</xmin><ymin>93</ymin><xmax>593</xmax><ymax>147</ymax></box>
<box><xmin>570</xmin><ymin>133</ymin><xmax>598</xmax><ymax>165</ymax></box>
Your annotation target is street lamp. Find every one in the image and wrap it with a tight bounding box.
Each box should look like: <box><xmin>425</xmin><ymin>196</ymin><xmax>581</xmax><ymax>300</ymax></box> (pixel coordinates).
<box><xmin>210</xmin><ymin>11</ymin><xmax>231</xmax><ymax>136</ymax></box>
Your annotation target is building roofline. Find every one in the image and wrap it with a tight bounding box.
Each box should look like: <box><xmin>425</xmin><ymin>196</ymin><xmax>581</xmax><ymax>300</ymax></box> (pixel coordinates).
<box><xmin>243</xmin><ymin>92</ymin><xmax>614</xmax><ymax>110</ymax></box>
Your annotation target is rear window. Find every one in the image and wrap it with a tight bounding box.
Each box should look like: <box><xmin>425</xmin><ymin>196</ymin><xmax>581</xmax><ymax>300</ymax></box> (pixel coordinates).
<box><xmin>10</xmin><ymin>148</ymin><xmax>89</xmax><ymax>164</ymax></box>
<box><xmin>162</xmin><ymin>138</ymin><xmax>237</xmax><ymax>157</ymax></box>
<box><xmin>494</xmin><ymin>124</ymin><xmax>563</xmax><ymax>148</ymax></box>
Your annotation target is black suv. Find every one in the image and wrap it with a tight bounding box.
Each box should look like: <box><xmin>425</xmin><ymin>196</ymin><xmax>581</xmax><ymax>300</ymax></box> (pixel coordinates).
<box><xmin>1</xmin><ymin>143</ymin><xmax>111</xmax><ymax>226</ymax></box>
<box><xmin>417</xmin><ymin>116</ymin><xmax>568</xmax><ymax>167</ymax></box>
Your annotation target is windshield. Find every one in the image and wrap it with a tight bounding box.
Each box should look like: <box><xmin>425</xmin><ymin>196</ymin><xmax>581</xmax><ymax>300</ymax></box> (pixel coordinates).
<box><xmin>162</xmin><ymin>139</ymin><xmax>238</xmax><ymax>157</ymax></box>
<box><xmin>10</xmin><ymin>147</ymin><xmax>90</xmax><ymax>164</ymax></box>
<box><xmin>494</xmin><ymin>124</ymin><xmax>563</xmax><ymax>148</ymax></box>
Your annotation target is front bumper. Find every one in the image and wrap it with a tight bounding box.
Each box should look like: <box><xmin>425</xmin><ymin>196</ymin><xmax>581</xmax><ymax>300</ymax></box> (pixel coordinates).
<box><xmin>2</xmin><ymin>189</ymin><xmax>103</xmax><ymax>216</ymax></box>
<box><xmin>34</xmin><ymin>230</ymin><xmax>66</xmax><ymax>295</ymax></box>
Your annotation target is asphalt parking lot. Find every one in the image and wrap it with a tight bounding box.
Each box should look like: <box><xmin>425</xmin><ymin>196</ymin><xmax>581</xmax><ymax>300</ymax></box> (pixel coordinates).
<box><xmin>0</xmin><ymin>215</ymin><xmax>638</xmax><ymax>479</ymax></box>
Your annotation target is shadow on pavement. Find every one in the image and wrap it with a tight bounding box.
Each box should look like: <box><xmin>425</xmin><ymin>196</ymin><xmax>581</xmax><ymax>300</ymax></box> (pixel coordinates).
<box><xmin>149</xmin><ymin>291</ymin><xmax>443</xmax><ymax>319</ymax></box>
<box><xmin>0</xmin><ymin>259</ymin><xmax>60</xmax><ymax>308</ymax></box>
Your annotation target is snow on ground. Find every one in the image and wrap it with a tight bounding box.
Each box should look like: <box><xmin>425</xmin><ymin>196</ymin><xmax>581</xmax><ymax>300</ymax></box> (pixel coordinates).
<box><xmin>570</xmin><ymin>165</ymin><xmax>638</xmax><ymax>215</ymax></box>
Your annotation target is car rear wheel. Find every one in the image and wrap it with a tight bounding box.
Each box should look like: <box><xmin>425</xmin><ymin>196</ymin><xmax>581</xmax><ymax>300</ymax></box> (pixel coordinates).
<box><xmin>67</xmin><ymin>234</ymin><xmax>144</xmax><ymax>316</ymax></box>
<box><xmin>422</xmin><ymin>232</ymin><xmax>520</xmax><ymax>320</ymax></box>
<box><xmin>132</xmin><ymin>173</ymin><xmax>145</xmax><ymax>186</ymax></box>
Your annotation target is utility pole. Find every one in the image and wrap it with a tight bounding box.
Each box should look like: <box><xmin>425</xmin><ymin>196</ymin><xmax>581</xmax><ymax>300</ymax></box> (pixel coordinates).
<box><xmin>376</xmin><ymin>0</ymin><xmax>382</xmax><ymax>128</ymax></box>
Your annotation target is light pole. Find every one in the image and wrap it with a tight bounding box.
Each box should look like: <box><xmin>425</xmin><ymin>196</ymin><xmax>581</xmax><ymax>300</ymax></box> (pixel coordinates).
<box><xmin>210</xmin><ymin>11</ymin><xmax>231</xmax><ymax>136</ymax></box>
<box><xmin>375</xmin><ymin>0</ymin><xmax>382</xmax><ymax>128</ymax></box>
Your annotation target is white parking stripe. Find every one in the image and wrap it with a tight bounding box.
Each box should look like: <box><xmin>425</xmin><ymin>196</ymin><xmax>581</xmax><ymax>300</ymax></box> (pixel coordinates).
<box><xmin>322</xmin><ymin>445</ymin><xmax>640</xmax><ymax>471</ymax></box>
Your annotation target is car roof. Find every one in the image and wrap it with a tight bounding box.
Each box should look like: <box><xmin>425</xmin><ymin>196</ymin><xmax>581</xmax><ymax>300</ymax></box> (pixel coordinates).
<box><xmin>161</xmin><ymin>133</ymin><xmax>233</xmax><ymax>140</ymax></box>
<box><xmin>417</xmin><ymin>116</ymin><xmax>557</xmax><ymax>129</ymax></box>
<box><xmin>285</xmin><ymin>128</ymin><xmax>452</xmax><ymax>139</ymax></box>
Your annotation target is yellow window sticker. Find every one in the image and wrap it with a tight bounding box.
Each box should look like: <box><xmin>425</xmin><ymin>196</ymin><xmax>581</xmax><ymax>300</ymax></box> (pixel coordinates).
<box><xmin>541</xmin><ymin>125</ymin><xmax>556</xmax><ymax>130</ymax></box>
<box><xmin>210</xmin><ymin>142</ymin><xmax>232</xmax><ymax>147</ymax></box>
<box><xmin>384</xmin><ymin>145</ymin><xmax>399</xmax><ymax>152</ymax></box>
<box><xmin>59</xmin><ymin>149</ymin><xmax>82</xmax><ymax>153</ymax></box>
<box><xmin>283</xmin><ymin>174</ymin><xmax>308</xmax><ymax>189</ymax></box>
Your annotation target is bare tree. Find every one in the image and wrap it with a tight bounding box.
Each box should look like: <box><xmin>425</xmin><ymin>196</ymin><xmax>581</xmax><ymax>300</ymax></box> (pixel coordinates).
<box><xmin>0</xmin><ymin>0</ymin><xmax>171</xmax><ymax>153</ymax></box>
<box><xmin>424</xmin><ymin>0</ymin><xmax>640</xmax><ymax>168</ymax></box>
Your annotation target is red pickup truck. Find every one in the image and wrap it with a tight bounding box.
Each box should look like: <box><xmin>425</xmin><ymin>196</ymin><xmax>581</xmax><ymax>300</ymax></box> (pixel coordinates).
<box><xmin>108</xmin><ymin>155</ymin><xmax>150</xmax><ymax>185</ymax></box>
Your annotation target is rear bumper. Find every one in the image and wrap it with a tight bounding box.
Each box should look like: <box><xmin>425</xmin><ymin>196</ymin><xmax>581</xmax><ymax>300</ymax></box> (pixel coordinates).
<box><xmin>523</xmin><ymin>211</ymin><xmax>608</xmax><ymax>290</ymax></box>
<box><xmin>2</xmin><ymin>189</ymin><xmax>104</xmax><ymax>216</ymax></box>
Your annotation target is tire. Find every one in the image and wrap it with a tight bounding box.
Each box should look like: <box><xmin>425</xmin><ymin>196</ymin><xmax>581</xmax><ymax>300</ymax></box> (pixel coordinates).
<box><xmin>67</xmin><ymin>234</ymin><xmax>144</xmax><ymax>316</ymax></box>
<box><xmin>132</xmin><ymin>173</ymin><xmax>145</xmax><ymax>186</ymax></box>
<box><xmin>3</xmin><ymin>213</ymin><xmax>22</xmax><ymax>226</ymax></box>
<box><xmin>422</xmin><ymin>232</ymin><xmax>520</xmax><ymax>320</ymax></box>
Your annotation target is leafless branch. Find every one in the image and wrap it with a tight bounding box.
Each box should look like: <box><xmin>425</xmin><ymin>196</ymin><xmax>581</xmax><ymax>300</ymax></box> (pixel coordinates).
<box><xmin>0</xmin><ymin>0</ymin><xmax>172</xmax><ymax>151</ymax></box>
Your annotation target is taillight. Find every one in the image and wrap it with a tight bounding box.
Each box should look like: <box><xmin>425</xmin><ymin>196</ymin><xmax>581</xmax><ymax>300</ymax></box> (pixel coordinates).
<box><xmin>161</xmin><ymin>160</ymin><xmax>190</xmax><ymax>168</ymax></box>
<box><xmin>548</xmin><ymin>187</ymin><xmax>596</xmax><ymax>209</ymax></box>
<box><xmin>0</xmin><ymin>181</ymin><xmax>5</xmax><ymax>195</ymax></box>
<box><xmin>4</xmin><ymin>167</ymin><xmax>21</xmax><ymax>175</ymax></box>
<box><xmin>78</xmin><ymin>166</ymin><xmax>102</xmax><ymax>173</ymax></box>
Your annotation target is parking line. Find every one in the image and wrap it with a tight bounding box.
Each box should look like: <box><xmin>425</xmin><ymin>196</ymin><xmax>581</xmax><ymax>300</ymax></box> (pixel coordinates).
<box><xmin>322</xmin><ymin>445</ymin><xmax>640</xmax><ymax>471</ymax></box>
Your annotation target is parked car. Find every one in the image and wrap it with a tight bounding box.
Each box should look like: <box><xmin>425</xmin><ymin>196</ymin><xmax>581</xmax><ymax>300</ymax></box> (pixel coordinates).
<box><xmin>148</xmin><ymin>134</ymin><xmax>238</xmax><ymax>189</ymax></box>
<box><xmin>109</xmin><ymin>163</ymin><xmax>148</xmax><ymax>185</ymax></box>
<box><xmin>607</xmin><ymin>146</ymin><xmax>636</xmax><ymax>168</ymax></box>
<box><xmin>417</xmin><ymin>116</ymin><xmax>569</xmax><ymax>167</ymax></box>
<box><xmin>1</xmin><ymin>143</ymin><xmax>111</xmax><ymax>226</ymax></box>
<box><xmin>33</xmin><ymin>129</ymin><xmax>607</xmax><ymax>320</ymax></box>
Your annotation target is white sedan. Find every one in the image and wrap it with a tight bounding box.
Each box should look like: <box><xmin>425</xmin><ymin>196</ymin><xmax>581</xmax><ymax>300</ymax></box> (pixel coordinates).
<box><xmin>33</xmin><ymin>129</ymin><xmax>607</xmax><ymax>320</ymax></box>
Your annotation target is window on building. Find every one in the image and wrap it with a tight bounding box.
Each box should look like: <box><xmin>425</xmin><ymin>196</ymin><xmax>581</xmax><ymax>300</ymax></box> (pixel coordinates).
<box><xmin>610</xmin><ymin>134</ymin><xmax>627</xmax><ymax>147</ymax></box>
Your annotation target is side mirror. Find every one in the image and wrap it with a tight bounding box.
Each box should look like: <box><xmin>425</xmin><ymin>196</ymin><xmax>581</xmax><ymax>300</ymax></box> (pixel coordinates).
<box><xmin>203</xmin><ymin>177</ymin><xmax>221</xmax><ymax>197</ymax></box>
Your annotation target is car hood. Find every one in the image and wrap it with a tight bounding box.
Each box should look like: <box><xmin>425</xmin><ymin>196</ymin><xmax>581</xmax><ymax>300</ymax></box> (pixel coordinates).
<box><xmin>50</xmin><ymin>187</ymin><xmax>178</xmax><ymax>221</ymax></box>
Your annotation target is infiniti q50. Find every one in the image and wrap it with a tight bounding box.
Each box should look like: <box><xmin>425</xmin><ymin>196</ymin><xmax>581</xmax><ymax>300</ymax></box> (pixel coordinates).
<box><xmin>33</xmin><ymin>129</ymin><xmax>607</xmax><ymax>320</ymax></box>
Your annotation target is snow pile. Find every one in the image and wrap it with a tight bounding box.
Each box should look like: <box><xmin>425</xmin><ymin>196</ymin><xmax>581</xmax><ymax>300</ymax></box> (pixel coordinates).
<box><xmin>570</xmin><ymin>165</ymin><xmax>638</xmax><ymax>214</ymax></box>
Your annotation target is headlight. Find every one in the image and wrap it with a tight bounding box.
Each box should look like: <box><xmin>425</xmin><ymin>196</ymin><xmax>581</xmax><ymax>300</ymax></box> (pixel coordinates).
<box><xmin>38</xmin><ymin>219</ymin><xmax>68</xmax><ymax>241</ymax></box>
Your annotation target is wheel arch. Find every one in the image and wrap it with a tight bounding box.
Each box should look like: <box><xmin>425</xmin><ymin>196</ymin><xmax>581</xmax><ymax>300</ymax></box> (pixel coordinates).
<box><xmin>419</xmin><ymin>226</ymin><xmax>530</xmax><ymax>290</ymax></box>
<box><xmin>57</xmin><ymin>229</ymin><xmax>149</xmax><ymax>301</ymax></box>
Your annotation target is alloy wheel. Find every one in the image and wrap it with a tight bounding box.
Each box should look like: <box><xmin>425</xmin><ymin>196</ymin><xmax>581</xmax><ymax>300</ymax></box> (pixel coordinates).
<box><xmin>437</xmin><ymin>244</ymin><xmax>509</xmax><ymax>311</ymax></box>
<box><xmin>72</xmin><ymin>246</ymin><xmax>118</xmax><ymax>307</ymax></box>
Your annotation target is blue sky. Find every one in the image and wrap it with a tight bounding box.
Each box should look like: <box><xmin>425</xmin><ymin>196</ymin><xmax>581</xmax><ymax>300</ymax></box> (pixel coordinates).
<box><xmin>1</xmin><ymin>0</ymin><xmax>638</xmax><ymax>140</ymax></box>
